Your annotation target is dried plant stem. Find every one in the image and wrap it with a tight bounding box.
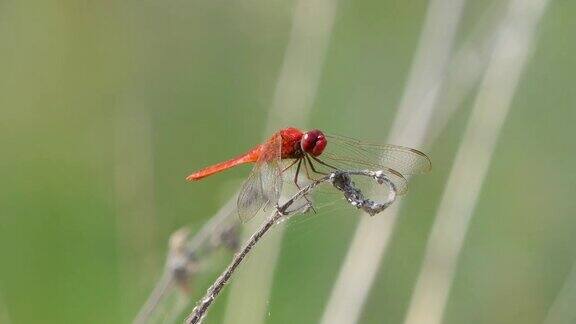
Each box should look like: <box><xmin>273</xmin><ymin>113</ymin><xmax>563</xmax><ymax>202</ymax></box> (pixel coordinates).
<box><xmin>185</xmin><ymin>211</ymin><xmax>283</xmax><ymax>324</ymax></box>
<box><xmin>186</xmin><ymin>181</ymin><xmax>322</xmax><ymax>324</ymax></box>
<box><xmin>186</xmin><ymin>170</ymin><xmax>396</xmax><ymax>324</ymax></box>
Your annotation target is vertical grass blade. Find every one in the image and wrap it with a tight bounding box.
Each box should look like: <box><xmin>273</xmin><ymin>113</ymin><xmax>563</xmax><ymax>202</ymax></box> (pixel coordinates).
<box><xmin>320</xmin><ymin>0</ymin><xmax>467</xmax><ymax>323</ymax></box>
<box><xmin>222</xmin><ymin>1</ymin><xmax>339</xmax><ymax>324</ymax></box>
<box><xmin>403</xmin><ymin>1</ymin><xmax>551</xmax><ymax>324</ymax></box>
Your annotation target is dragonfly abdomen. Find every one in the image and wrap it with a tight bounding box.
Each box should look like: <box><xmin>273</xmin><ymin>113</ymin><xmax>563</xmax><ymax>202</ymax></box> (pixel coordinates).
<box><xmin>186</xmin><ymin>146</ymin><xmax>261</xmax><ymax>181</ymax></box>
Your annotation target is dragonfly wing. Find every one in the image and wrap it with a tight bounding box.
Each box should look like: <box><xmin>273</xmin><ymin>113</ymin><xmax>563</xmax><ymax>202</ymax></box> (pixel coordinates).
<box><xmin>237</xmin><ymin>165</ymin><xmax>268</xmax><ymax>223</ymax></box>
<box><xmin>316</xmin><ymin>134</ymin><xmax>432</xmax><ymax>195</ymax></box>
<box><xmin>260</xmin><ymin>157</ymin><xmax>282</xmax><ymax>206</ymax></box>
<box><xmin>237</xmin><ymin>133</ymin><xmax>283</xmax><ymax>223</ymax></box>
<box><xmin>259</xmin><ymin>132</ymin><xmax>283</xmax><ymax>204</ymax></box>
<box><xmin>325</xmin><ymin>134</ymin><xmax>432</xmax><ymax>176</ymax></box>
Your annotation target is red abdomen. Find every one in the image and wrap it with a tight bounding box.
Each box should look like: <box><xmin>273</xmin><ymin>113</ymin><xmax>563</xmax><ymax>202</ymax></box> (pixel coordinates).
<box><xmin>186</xmin><ymin>146</ymin><xmax>261</xmax><ymax>181</ymax></box>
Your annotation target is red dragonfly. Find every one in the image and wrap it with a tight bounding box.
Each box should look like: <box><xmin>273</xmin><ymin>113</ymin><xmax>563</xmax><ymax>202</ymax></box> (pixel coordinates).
<box><xmin>187</xmin><ymin>127</ymin><xmax>431</xmax><ymax>222</ymax></box>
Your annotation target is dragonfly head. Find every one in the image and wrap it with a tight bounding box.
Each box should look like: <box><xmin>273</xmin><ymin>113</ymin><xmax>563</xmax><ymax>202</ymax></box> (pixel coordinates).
<box><xmin>301</xmin><ymin>129</ymin><xmax>327</xmax><ymax>157</ymax></box>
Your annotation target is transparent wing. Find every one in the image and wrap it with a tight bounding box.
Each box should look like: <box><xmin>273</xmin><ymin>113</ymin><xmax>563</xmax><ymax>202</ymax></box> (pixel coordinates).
<box><xmin>313</xmin><ymin>134</ymin><xmax>432</xmax><ymax>195</ymax></box>
<box><xmin>326</xmin><ymin>134</ymin><xmax>432</xmax><ymax>175</ymax></box>
<box><xmin>237</xmin><ymin>133</ymin><xmax>283</xmax><ymax>223</ymax></box>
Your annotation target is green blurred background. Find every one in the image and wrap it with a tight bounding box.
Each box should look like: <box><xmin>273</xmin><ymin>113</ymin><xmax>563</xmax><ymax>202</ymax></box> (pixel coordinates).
<box><xmin>1</xmin><ymin>0</ymin><xmax>575</xmax><ymax>323</ymax></box>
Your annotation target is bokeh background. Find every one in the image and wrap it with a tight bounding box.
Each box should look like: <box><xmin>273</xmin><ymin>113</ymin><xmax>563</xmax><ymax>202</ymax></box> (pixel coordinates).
<box><xmin>1</xmin><ymin>0</ymin><xmax>575</xmax><ymax>323</ymax></box>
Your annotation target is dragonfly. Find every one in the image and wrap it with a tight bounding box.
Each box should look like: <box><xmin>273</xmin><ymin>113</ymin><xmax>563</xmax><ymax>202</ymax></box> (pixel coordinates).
<box><xmin>187</xmin><ymin>127</ymin><xmax>431</xmax><ymax>222</ymax></box>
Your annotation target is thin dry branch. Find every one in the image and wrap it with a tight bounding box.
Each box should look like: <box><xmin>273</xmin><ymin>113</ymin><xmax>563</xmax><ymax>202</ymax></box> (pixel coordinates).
<box><xmin>185</xmin><ymin>170</ymin><xmax>398</xmax><ymax>324</ymax></box>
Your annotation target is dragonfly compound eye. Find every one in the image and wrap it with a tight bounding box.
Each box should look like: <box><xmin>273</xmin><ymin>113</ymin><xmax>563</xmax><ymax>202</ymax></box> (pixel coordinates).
<box><xmin>301</xmin><ymin>129</ymin><xmax>327</xmax><ymax>157</ymax></box>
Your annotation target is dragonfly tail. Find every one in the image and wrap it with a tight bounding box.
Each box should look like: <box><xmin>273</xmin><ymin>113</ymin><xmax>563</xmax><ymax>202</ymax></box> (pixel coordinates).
<box><xmin>186</xmin><ymin>148</ymin><xmax>260</xmax><ymax>181</ymax></box>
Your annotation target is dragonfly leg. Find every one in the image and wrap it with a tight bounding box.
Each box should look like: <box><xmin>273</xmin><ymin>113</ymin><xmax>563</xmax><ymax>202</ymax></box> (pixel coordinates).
<box><xmin>297</xmin><ymin>158</ymin><xmax>317</xmax><ymax>214</ymax></box>
<box><xmin>293</xmin><ymin>159</ymin><xmax>303</xmax><ymax>189</ymax></box>
<box><xmin>282</xmin><ymin>158</ymin><xmax>299</xmax><ymax>173</ymax></box>
<box><xmin>310</xmin><ymin>155</ymin><xmax>338</xmax><ymax>170</ymax></box>
<box><xmin>305</xmin><ymin>155</ymin><xmax>329</xmax><ymax>175</ymax></box>
<box><xmin>302</xmin><ymin>156</ymin><xmax>313</xmax><ymax>180</ymax></box>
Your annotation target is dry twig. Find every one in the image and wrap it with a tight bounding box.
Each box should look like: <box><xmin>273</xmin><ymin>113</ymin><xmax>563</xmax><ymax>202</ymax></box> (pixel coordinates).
<box><xmin>185</xmin><ymin>170</ymin><xmax>397</xmax><ymax>324</ymax></box>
